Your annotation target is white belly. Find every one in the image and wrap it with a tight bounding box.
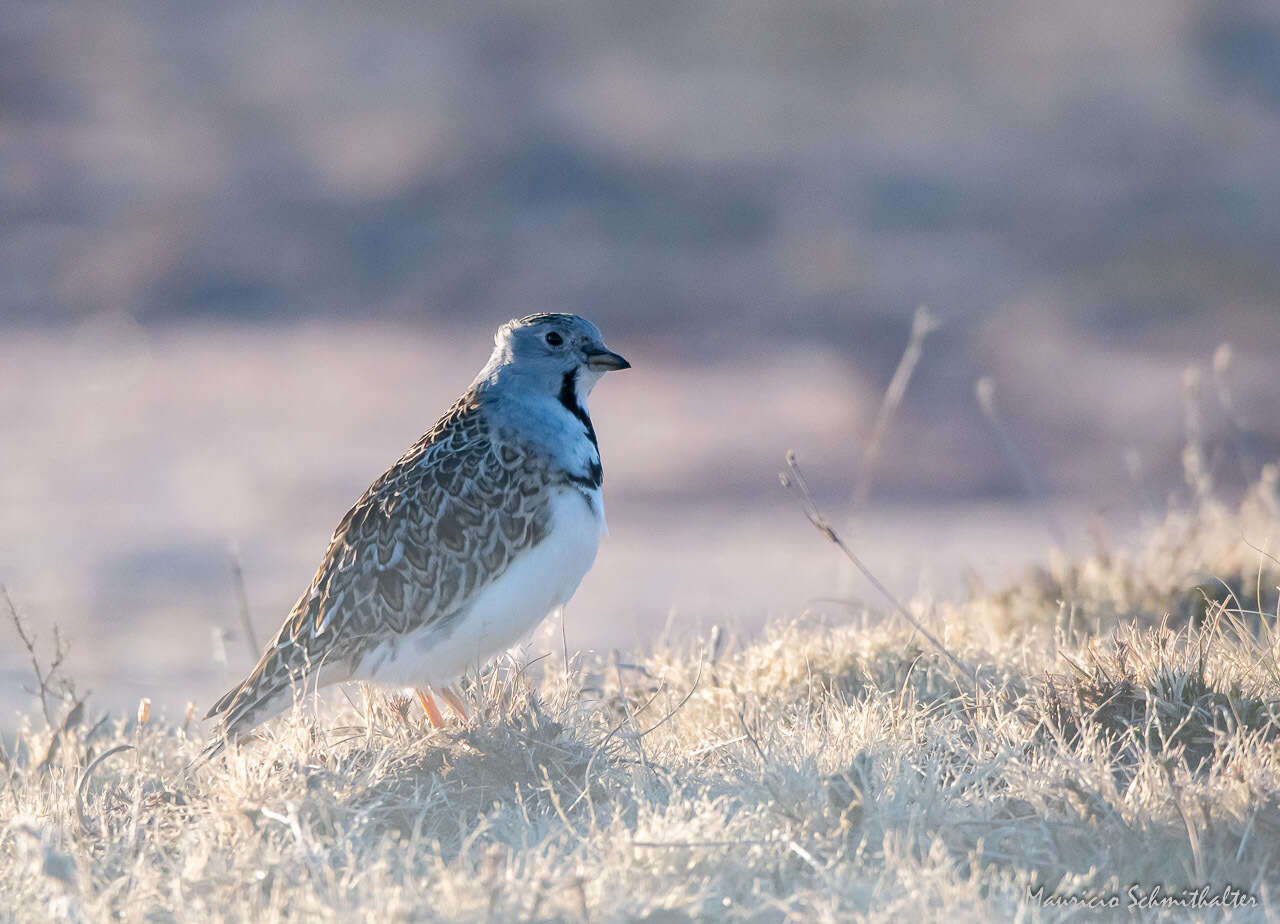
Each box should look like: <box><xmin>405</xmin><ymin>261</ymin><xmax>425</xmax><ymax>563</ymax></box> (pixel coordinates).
<box><xmin>357</xmin><ymin>487</ymin><xmax>604</xmax><ymax>688</ymax></box>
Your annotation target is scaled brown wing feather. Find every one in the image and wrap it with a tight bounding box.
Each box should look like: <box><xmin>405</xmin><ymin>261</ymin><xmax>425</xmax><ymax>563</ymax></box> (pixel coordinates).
<box><xmin>204</xmin><ymin>393</ymin><xmax>552</xmax><ymax>744</ymax></box>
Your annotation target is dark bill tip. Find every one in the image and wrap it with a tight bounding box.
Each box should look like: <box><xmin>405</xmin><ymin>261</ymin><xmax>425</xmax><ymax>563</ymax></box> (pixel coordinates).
<box><xmin>585</xmin><ymin>348</ymin><xmax>631</xmax><ymax>371</ymax></box>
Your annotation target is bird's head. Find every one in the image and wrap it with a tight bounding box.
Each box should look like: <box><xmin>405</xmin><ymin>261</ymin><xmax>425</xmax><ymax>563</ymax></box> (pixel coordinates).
<box><xmin>477</xmin><ymin>314</ymin><xmax>630</xmax><ymax>402</ymax></box>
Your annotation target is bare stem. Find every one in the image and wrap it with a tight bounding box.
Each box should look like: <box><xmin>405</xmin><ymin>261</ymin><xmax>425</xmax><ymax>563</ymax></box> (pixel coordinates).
<box><xmin>851</xmin><ymin>305</ymin><xmax>940</xmax><ymax>510</ymax></box>
<box><xmin>1180</xmin><ymin>365</ymin><xmax>1213</xmax><ymax>504</ymax></box>
<box><xmin>228</xmin><ymin>542</ymin><xmax>260</xmax><ymax>659</ymax></box>
<box><xmin>975</xmin><ymin>376</ymin><xmax>1068</xmax><ymax>547</ymax></box>
<box><xmin>1211</xmin><ymin>343</ymin><xmax>1257</xmax><ymax>485</ymax></box>
<box><xmin>782</xmin><ymin>453</ymin><xmax>978</xmax><ymax>685</ymax></box>
<box><xmin>3</xmin><ymin>585</ymin><xmax>65</xmax><ymax>728</ymax></box>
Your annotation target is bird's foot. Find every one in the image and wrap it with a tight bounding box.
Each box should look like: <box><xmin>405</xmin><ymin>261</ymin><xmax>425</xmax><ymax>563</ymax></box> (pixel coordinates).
<box><xmin>415</xmin><ymin>688</ymin><xmax>446</xmax><ymax>729</ymax></box>
<box><xmin>439</xmin><ymin>686</ymin><xmax>469</xmax><ymax>722</ymax></box>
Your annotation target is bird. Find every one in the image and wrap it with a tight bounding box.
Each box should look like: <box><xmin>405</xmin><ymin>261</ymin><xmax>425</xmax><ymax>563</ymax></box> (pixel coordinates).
<box><xmin>202</xmin><ymin>314</ymin><xmax>629</xmax><ymax>757</ymax></box>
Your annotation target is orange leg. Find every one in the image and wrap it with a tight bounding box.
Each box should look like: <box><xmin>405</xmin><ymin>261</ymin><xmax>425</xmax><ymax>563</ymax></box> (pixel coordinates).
<box><xmin>440</xmin><ymin>686</ymin><xmax>469</xmax><ymax>721</ymax></box>
<box><xmin>415</xmin><ymin>688</ymin><xmax>446</xmax><ymax>728</ymax></box>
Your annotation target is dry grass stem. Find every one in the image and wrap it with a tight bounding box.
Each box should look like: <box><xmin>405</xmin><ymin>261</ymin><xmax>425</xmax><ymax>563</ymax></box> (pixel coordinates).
<box><xmin>975</xmin><ymin>377</ymin><xmax>1068</xmax><ymax>546</ymax></box>
<box><xmin>850</xmin><ymin>305</ymin><xmax>940</xmax><ymax>510</ymax></box>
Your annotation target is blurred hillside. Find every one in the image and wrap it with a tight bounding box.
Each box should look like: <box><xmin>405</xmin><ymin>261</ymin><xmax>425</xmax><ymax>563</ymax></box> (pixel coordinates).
<box><xmin>4</xmin><ymin>0</ymin><xmax>1280</xmax><ymax>339</ymax></box>
<box><xmin>5</xmin><ymin>0</ymin><xmax>1280</xmax><ymax>493</ymax></box>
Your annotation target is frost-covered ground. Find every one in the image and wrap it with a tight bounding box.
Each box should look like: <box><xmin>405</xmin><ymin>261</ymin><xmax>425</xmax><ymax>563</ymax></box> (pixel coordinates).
<box><xmin>2</xmin><ymin>468</ymin><xmax>1278</xmax><ymax>921</ymax></box>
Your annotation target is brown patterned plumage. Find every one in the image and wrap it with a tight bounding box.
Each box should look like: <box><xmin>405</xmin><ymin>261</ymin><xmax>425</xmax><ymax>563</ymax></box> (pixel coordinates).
<box><xmin>203</xmin><ymin>314</ymin><xmax>629</xmax><ymax>757</ymax></box>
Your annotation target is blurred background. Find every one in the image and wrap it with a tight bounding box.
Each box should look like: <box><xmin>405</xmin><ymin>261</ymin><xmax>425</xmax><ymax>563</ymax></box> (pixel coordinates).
<box><xmin>3</xmin><ymin>0</ymin><xmax>1278</xmax><ymax>723</ymax></box>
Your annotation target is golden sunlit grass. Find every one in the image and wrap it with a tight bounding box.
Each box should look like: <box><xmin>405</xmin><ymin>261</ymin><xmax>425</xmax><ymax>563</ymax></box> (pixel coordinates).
<box><xmin>2</xmin><ymin>465</ymin><xmax>1278</xmax><ymax>921</ymax></box>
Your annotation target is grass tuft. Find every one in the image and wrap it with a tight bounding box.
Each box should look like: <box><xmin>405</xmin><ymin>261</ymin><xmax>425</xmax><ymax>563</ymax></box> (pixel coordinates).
<box><xmin>2</xmin><ymin>474</ymin><xmax>1280</xmax><ymax>919</ymax></box>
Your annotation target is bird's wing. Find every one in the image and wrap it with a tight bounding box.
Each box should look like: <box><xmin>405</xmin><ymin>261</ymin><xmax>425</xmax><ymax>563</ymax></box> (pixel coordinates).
<box><xmin>204</xmin><ymin>392</ymin><xmax>553</xmax><ymax>740</ymax></box>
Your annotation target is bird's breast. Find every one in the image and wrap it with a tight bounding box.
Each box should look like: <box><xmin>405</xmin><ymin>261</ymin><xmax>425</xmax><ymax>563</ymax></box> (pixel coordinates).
<box><xmin>357</xmin><ymin>487</ymin><xmax>604</xmax><ymax>688</ymax></box>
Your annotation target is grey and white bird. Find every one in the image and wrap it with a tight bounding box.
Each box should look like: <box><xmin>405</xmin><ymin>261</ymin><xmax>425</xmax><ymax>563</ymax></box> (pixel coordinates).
<box><xmin>203</xmin><ymin>314</ymin><xmax>629</xmax><ymax>754</ymax></box>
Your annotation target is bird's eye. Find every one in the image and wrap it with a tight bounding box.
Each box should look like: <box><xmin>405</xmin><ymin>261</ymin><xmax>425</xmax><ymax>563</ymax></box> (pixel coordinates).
<box><xmin>545</xmin><ymin>331</ymin><xmax>564</xmax><ymax>346</ymax></box>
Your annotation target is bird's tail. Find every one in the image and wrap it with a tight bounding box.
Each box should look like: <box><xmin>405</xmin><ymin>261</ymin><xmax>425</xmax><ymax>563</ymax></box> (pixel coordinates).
<box><xmin>197</xmin><ymin>645</ymin><xmax>302</xmax><ymax>765</ymax></box>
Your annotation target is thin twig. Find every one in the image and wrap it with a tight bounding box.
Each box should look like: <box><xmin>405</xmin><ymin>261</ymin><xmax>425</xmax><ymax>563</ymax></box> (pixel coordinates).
<box><xmin>851</xmin><ymin>305</ymin><xmax>940</xmax><ymax>510</ymax></box>
<box><xmin>228</xmin><ymin>542</ymin><xmax>260</xmax><ymax>658</ymax></box>
<box><xmin>781</xmin><ymin>453</ymin><xmax>978</xmax><ymax>685</ymax></box>
<box><xmin>570</xmin><ymin>712</ymin><xmax>630</xmax><ymax>824</ymax></box>
<box><xmin>1241</xmin><ymin>537</ymin><xmax>1280</xmax><ymax>573</ymax></box>
<box><xmin>628</xmin><ymin>655</ymin><xmax>703</xmax><ymax>741</ymax></box>
<box><xmin>1212</xmin><ymin>343</ymin><xmax>1257</xmax><ymax>485</ymax></box>
<box><xmin>3</xmin><ymin>586</ymin><xmax>62</xmax><ymax>728</ymax></box>
<box><xmin>568</xmin><ymin>663</ymin><xmax>686</xmax><ymax>817</ymax></box>
<box><xmin>737</xmin><ymin>709</ymin><xmax>771</xmax><ymax>767</ymax></box>
<box><xmin>975</xmin><ymin>377</ymin><xmax>1068</xmax><ymax>546</ymax></box>
<box><xmin>560</xmin><ymin>606</ymin><xmax>570</xmax><ymax>682</ymax></box>
<box><xmin>611</xmin><ymin>653</ymin><xmax>651</xmax><ymax>773</ymax></box>
<box><xmin>1180</xmin><ymin>365</ymin><xmax>1214</xmax><ymax>504</ymax></box>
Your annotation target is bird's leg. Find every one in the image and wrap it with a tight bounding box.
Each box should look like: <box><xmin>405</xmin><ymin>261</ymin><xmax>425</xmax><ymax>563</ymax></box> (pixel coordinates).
<box><xmin>415</xmin><ymin>688</ymin><xmax>446</xmax><ymax>728</ymax></box>
<box><xmin>439</xmin><ymin>685</ymin><xmax>468</xmax><ymax>721</ymax></box>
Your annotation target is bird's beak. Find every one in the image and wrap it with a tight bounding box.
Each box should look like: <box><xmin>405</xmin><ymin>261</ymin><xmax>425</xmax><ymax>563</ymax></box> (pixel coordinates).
<box><xmin>584</xmin><ymin>346</ymin><xmax>631</xmax><ymax>371</ymax></box>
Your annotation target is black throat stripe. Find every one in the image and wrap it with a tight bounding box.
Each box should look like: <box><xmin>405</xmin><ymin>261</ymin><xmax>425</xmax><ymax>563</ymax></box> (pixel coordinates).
<box><xmin>559</xmin><ymin>369</ymin><xmax>603</xmax><ymax>490</ymax></box>
<box><xmin>559</xmin><ymin>370</ymin><xmax>599</xmax><ymax>451</ymax></box>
